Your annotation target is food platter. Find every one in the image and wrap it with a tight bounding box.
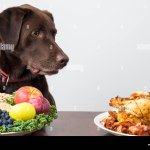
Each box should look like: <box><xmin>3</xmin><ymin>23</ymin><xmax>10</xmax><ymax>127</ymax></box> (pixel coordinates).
<box><xmin>94</xmin><ymin>91</ymin><xmax>150</xmax><ymax>136</ymax></box>
<box><xmin>94</xmin><ymin>112</ymin><xmax>136</xmax><ymax>136</ymax></box>
<box><xmin>0</xmin><ymin>87</ymin><xmax>57</xmax><ymax>135</ymax></box>
<box><xmin>0</xmin><ymin>129</ymin><xmax>38</xmax><ymax>136</ymax></box>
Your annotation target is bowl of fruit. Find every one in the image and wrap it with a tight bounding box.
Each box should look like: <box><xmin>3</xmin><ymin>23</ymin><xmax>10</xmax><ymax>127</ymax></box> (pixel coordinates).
<box><xmin>0</xmin><ymin>86</ymin><xmax>57</xmax><ymax>136</ymax></box>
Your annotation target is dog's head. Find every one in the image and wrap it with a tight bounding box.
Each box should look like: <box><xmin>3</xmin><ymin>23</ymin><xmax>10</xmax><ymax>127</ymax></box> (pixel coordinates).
<box><xmin>0</xmin><ymin>4</ymin><xmax>69</xmax><ymax>75</ymax></box>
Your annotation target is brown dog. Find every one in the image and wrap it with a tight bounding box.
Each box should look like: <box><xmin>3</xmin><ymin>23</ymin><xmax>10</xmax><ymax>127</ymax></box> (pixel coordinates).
<box><xmin>0</xmin><ymin>4</ymin><xmax>69</xmax><ymax>105</ymax></box>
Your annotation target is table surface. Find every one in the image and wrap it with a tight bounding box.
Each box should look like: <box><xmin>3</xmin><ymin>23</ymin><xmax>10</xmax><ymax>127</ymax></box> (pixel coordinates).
<box><xmin>32</xmin><ymin>111</ymin><xmax>112</xmax><ymax>136</ymax></box>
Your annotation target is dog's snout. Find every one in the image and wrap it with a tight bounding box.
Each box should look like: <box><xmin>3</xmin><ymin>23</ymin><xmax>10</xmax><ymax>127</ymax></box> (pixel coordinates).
<box><xmin>56</xmin><ymin>54</ymin><xmax>69</xmax><ymax>68</ymax></box>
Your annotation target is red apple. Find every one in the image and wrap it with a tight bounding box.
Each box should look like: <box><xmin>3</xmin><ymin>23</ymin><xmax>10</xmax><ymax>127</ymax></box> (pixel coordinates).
<box><xmin>28</xmin><ymin>96</ymin><xmax>51</xmax><ymax>114</ymax></box>
<box><xmin>14</xmin><ymin>86</ymin><xmax>43</xmax><ymax>104</ymax></box>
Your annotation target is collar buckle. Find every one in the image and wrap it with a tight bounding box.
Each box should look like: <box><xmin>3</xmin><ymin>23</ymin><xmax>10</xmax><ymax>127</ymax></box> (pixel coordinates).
<box><xmin>0</xmin><ymin>72</ymin><xmax>9</xmax><ymax>91</ymax></box>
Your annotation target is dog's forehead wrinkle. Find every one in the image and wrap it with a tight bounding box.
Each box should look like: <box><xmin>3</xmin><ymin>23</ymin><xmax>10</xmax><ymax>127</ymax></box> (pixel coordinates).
<box><xmin>23</xmin><ymin>17</ymin><xmax>54</xmax><ymax>35</ymax></box>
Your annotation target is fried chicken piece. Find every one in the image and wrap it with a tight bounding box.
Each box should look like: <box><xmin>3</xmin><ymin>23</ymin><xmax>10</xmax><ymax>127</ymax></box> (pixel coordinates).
<box><xmin>128</xmin><ymin>123</ymin><xmax>150</xmax><ymax>136</ymax></box>
<box><xmin>115</xmin><ymin>121</ymin><xmax>135</xmax><ymax>133</ymax></box>
<box><xmin>109</xmin><ymin>96</ymin><xmax>128</xmax><ymax>108</ymax></box>
<box><xmin>104</xmin><ymin>116</ymin><xmax>117</xmax><ymax>130</ymax></box>
<box><xmin>109</xmin><ymin>94</ymin><xmax>150</xmax><ymax>124</ymax></box>
<box><xmin>104</xmin><ymin>116</ymin><xmax>135</xmax><ymax>134</ymax></box>
<box><xmin>130</xmin><ymin>92</ymin><xmax>150</xmax><ymax>100</ymax></box>
<box><xmin>108</xmin><ymin>111</ymin><xmax>117</xmax><ymax>120</ymax></box>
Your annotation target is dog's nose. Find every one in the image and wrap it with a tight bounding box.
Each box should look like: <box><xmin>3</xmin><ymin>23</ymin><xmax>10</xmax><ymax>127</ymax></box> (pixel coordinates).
<box><xmin>56</xmin><ymin>54</ymin><xmax>69</xmax><ymax>68</ymax></box>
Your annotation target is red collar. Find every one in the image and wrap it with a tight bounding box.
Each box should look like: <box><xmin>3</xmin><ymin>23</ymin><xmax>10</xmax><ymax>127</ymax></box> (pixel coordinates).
<box><xmin>0</xmin><ymin>68</ymin><xmax>10</xmax><ymax>83</ymax></box>
<box><xmin>0</xmin><ymin>68</ymin><xmax>29</xmax><ymax>91</ymax></box>
<box><xmin>0</xmin><ymin>68</ymin><xmax>27</xmax><ymax>83</ymax></box>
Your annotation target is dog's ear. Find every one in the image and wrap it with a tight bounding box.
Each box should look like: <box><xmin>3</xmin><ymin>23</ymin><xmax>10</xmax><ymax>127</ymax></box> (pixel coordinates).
<box><xmin>43</xmin><ymin>10</ymin><xmax>54</xmax><ymax>22</ymax></box>
<box><xmin>0</xmin><ymin>7</ymin><xmax>31</xmax><ymax>48</ymax></box>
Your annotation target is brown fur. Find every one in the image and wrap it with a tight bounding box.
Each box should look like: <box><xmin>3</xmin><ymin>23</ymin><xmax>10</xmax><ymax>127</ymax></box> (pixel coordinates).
<box><xmin>0</xmin><ymin>5</ymin><xmax>69</xmax><ymax>105</ymax></box>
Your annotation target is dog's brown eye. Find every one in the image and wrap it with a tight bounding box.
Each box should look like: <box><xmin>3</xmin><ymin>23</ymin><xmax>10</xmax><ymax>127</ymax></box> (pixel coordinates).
<box><xmin>31</xmin><ymin>31</ymin><xmax>40</xmax><ymax>37</ymax></box>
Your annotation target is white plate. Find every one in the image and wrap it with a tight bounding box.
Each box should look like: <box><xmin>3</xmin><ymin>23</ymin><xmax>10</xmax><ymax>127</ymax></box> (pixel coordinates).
<box><xmin>94</xmin><ymin>112</ymin><xmax>136</xmax><ymax>136</ymax></box>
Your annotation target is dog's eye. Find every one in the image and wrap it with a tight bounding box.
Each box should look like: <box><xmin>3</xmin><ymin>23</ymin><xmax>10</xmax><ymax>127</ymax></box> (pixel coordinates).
<box><xmin>31</xmin><ymin>30</ymin><xmax>40</xmax><ymax>37</ymax></box>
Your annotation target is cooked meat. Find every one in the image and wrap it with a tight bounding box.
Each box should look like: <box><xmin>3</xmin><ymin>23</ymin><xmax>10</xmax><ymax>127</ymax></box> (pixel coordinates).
<box><xmin>109</xmin><ymin>93</ymin><xmax>150</xmax><ymax>124</ymax></box>
<box><xmin>128</xmin><ymin>123</ymin><xmax>150</xmax><ymax>136</ymax></box>
<box><xmin>103</xmin><ymin>92</ymin><xmax>150</xmax><ymax>136</ymax></box>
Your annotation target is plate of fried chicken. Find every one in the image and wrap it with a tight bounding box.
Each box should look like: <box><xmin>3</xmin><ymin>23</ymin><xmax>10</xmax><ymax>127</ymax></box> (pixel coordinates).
<box><xmin>94</xmin><ymin>92</ymin><xmax>150</xmax><ymax>136</ymax></box>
